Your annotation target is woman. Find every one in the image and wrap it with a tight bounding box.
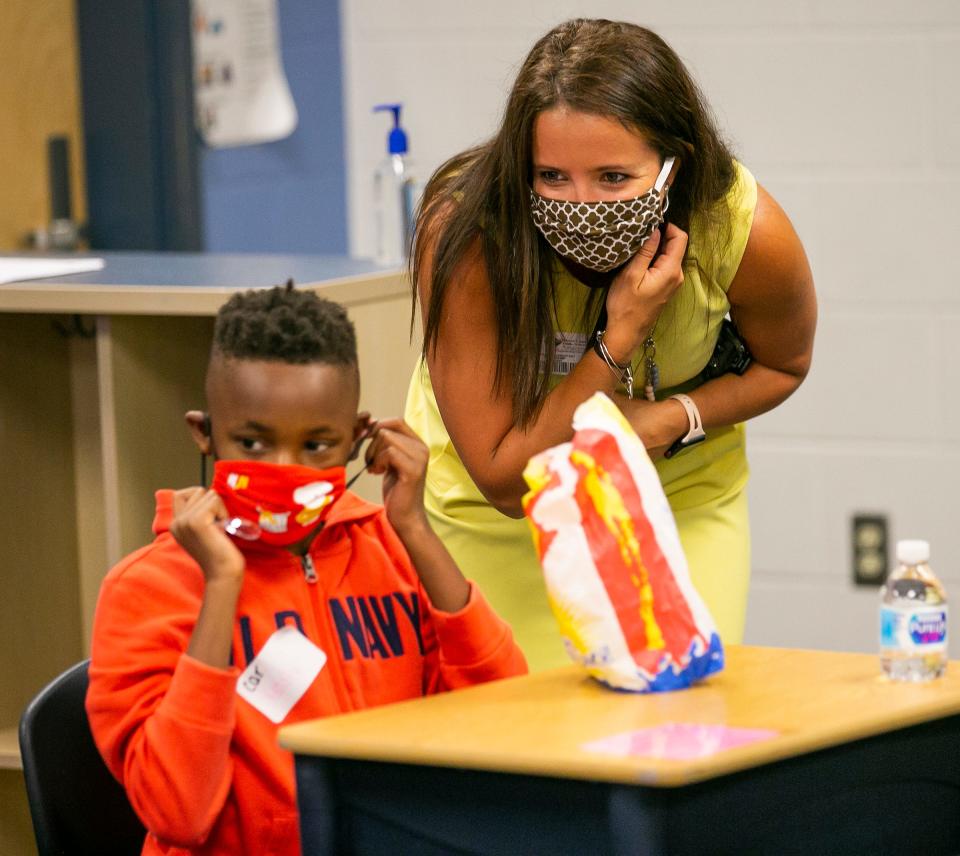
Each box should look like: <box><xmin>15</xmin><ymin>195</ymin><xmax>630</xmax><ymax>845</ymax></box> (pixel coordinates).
<box><xmin>405</xmin><ymin>19</ymin><xmax>816</xmax><ymax>670</ymax></box>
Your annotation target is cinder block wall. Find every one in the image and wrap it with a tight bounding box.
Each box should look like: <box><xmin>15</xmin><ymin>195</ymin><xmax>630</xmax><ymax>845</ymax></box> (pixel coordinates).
<box><xmin>341</xmin><ymin>1</ymin><xmax>960</xmax><ymax>654</ymax></box>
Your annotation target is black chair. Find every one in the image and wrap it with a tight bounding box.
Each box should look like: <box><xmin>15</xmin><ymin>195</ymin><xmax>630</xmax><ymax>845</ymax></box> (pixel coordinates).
<box><xmin>19</xmin><ymin>659</ymin><xmax>146</xmax><ymax>856</ymax></box>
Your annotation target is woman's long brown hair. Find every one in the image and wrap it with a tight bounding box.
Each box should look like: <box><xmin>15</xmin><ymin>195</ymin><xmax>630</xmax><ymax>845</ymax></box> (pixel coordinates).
<box><xmin>413</xmin><ymin>19</ymin><xmax>736</xmax><ymax>429</ymax></box>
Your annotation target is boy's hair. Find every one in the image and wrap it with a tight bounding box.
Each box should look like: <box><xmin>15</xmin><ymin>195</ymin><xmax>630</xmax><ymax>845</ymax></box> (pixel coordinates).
<box><xmin>213</xmin><ymin>281</ymin><xmax>357</xmax><ymax>366</ymax></box>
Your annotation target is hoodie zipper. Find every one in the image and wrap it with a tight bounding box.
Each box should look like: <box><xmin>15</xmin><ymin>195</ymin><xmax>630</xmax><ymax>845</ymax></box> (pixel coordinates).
<box><xmin>301</xmin><ymin>553</ymin><xmax>318</xmax><ymax>584</ymax></box>
<box><xmin>298</xmin><ymin>543</ymin><xmax>356</xmax><ymax>714</ymax></box>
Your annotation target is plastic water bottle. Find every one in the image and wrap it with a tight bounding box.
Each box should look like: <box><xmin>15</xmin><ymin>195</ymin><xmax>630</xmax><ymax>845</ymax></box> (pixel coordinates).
<box><xmin>880</xmin><ymin>539</ymin><xmax>948</xmax><ymax>681</ymax></box>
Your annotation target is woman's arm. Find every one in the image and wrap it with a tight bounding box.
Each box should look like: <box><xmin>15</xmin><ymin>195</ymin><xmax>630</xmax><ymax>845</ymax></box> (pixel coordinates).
<box><xmin>423</xmin><ymin>222</ymin><xmax>687</xmax><ymax>518</ymax></box>
<box><xmin>619</xmin><ymin>183</ymin><xmax>817</xmax><ymax>452</ymax></box>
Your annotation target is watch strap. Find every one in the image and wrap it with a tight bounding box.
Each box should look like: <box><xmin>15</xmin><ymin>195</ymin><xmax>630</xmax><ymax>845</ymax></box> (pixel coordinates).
<box><xmin>664</xmin><ymin>393</ymin><xmax>706</xmax><ymax>459</ymax></box>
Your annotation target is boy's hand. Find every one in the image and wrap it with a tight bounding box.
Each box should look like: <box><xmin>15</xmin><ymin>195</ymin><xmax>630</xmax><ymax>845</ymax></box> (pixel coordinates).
<box><xmin>365</xmin><ymin>418</ymin><xmax>470</xmax><ymax>612</ymax></box>
<box><xmin>363</xmin><ymin>418</ymin><xmax>430</xmax><ymax>538</ymax></box>
<box><xmin>170</xmin><ymin>487</ymin><xmax>245</xmax><ymax>587</ymax></box>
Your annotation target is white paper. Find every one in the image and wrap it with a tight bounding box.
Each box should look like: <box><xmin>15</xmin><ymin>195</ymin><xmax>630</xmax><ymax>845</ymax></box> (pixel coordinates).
<box><xmin>192</xmin><ymin>0</ymin><xmax>298</xmax><ymax>148</ymax></box>
<box><xmin>236</xmin><ymin>626</ymin><xmax>326</xmax><ymax>723</ymax></box>
<box><xmin>0</xmin><ymin>257</ymin><xmax>105</xmax><ymax>285</ymax></box>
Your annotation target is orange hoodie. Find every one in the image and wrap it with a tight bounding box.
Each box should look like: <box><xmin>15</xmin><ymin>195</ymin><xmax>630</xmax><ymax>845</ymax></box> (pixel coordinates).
<box><xmin>87</xmin><ymin>490</ymin><xmax>527</xmax><ymax>855</ymax></box>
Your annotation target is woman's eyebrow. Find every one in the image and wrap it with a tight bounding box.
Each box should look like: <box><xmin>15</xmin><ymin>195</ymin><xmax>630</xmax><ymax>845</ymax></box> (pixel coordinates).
<box><xmin>533</xmin><ymin>161</ymin><xmax>646</xmax><ymax>172</ymax></box>
<box><xmin>593</xmin><ymin>162</ymin><xmax>646</xmax><ymax>172</ymax></box>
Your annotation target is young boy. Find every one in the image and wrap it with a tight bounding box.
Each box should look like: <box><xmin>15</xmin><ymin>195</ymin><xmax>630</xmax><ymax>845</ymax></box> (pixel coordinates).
<box><xmin>86</xmin><ymin>284</ymin><xmax>527</xmax><ymax>855</ymax></box>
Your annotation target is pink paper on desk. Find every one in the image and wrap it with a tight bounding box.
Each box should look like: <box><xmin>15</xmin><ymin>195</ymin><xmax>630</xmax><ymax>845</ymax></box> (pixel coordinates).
<box><xmin>582</xmin><ymin>723</ymin><xmax>778</xmax><ymax>761</ymax></box>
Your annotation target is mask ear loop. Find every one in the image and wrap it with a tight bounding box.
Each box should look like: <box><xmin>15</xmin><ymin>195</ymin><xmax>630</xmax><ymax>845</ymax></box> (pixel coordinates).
<box><xmin>654</xmin><ymin>156</ymin><xmax>675</xmax><ymax>192</ymax></box>
<box><xmin>346</xmin><ymin>420</ymin><xmax>377</xmax><ymax>490</ymax></box>
<box><xmin>200</xmin><ymin>413</ymin><xmax>212</xmax><ymax>487</ymax></box>
<box><xmin>197</xmin><ymin>415</ymin><xmax>262</xmax><ymax>541</ymax></box>
<box><xmin>655</xmin><ymin>156</ymin><xmax>674</xmax><ymax>224</ymax></box>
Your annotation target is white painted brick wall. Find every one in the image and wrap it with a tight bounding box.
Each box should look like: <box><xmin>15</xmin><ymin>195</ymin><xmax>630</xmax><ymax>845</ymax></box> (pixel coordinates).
<box><xmin>340</xmin><ymin>1</ymin><xmax>960</xmax><ymax>655</ymax></box>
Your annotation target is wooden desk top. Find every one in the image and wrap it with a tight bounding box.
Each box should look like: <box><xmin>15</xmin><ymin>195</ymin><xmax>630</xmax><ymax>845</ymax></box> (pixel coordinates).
<box><xmin>279</xmin><ymin>646</ymin><xmax>960</xmax><ymax>787</ymax></box>
<box><xmin>0</xmin><ymin>252</ymin><xmax>405</xmax><ymax>315</ymax></box>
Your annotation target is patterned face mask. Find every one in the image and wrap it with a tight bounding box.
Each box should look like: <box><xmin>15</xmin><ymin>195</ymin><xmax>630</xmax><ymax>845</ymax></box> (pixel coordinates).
<box><xmin>530</xmin><ymin>156</ymin><xmax>675</xmax><ymax>272</ymax></box>
<box><xmin>212</xmin><ymin>459</ymin><xmax>345</xmax><ymax>547</ymax></box>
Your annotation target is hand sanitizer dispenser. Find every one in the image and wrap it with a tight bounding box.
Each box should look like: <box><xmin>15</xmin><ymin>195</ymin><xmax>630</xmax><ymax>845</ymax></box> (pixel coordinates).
<box><xmin>372</xmin><ymin>104</ymin><xmax>415</xmax><ymax>266</ymax></box>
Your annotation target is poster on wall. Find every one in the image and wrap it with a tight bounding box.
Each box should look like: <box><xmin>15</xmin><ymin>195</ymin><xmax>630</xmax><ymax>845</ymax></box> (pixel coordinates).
<box><xmin>191</xmin><ymin>0</ymin><xmax>298</xmax><ymax>148</ymax></box>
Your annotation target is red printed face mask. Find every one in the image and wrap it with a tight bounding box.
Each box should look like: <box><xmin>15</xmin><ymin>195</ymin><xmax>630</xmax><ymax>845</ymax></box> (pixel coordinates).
<box><xmin>211</xmin><ymin>460</ymin><xmax>346</xmax><ymax>547</ymax></box>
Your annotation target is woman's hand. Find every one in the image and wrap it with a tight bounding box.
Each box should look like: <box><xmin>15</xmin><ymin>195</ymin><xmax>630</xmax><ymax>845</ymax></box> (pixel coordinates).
<box><xmin>170</xmin><ymin>487</ymin><xmax>245</xmax><ymax>588</ymax></box>
<box><xmin>602</xmin><ymin>223</ymin><xmax>689</xmax><ymax>364</ymax></box>
<box><xmin>363</xmin><ymin>418</ymin><xmax>431</xmax><ymax>538</ymax></box>
<box><xmin>616</xmin><ymin>396</ymin><xmax>689</xmax><ymax>460</ymax></box>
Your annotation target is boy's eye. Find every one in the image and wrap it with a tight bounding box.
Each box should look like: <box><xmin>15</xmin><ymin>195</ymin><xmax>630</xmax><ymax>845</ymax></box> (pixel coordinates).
<box><xmin>238</xmin><ymin>437</ymin><xmax>266</xmax><ymax>453</ymax></box>
<box><xmin>305</xmin><ymin>440</ymin><xmax>332</xmax><ymax>453</ymax></box>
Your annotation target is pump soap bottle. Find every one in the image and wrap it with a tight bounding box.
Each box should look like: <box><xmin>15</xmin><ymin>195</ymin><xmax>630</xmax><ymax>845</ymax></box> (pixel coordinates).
<box><xmin>372</xmin><ymin>103</ymin><xmax>416</xmax><ymax>267</ymax></box>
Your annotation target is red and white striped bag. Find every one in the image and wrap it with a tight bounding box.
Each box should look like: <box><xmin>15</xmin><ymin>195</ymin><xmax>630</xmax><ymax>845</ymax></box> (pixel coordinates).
<box><xmin>522</xmin><ymin>393</ymin><xmax>724</xmax><ymax>691</ymax></box>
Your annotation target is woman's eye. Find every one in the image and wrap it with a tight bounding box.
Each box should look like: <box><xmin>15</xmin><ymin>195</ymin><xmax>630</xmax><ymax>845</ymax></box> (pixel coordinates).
<box><xmin>600</xmin><ymin>172</ymin><xmax>629</xmax><ymax>185</ymax></box>
<box><xmin>538</xmin><ymin>170</ymin><xmax>564</xmax><ymax>184</ymax></box>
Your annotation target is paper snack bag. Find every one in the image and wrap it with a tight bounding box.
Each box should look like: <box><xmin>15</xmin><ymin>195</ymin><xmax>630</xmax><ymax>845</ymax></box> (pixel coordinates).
<box><xmin>522</xmin><ymin>392</ymin><xmax>723</xmax><ymax>691</ymax></box>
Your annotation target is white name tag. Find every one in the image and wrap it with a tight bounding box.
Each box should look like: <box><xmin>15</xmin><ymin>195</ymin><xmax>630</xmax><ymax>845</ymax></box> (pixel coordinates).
<box><xmin>236</xmin><ymin>626</ymin><xmax>327</xmax><ymax>723</ymax></box>
<box><xmin>552</xmin><ymin>332</ymin><xmax>589</xmax><ymax>377</ymax></box>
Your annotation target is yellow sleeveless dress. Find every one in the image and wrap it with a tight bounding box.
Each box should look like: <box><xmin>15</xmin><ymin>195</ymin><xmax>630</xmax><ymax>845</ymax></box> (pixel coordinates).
<box><xmin>405</xmin><ymin>162</ymin><xmax>758</xmax><ymax>670</ymax></box>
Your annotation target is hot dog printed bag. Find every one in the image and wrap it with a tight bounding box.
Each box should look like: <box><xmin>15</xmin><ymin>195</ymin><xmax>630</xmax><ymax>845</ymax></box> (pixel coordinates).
<box><xmin>522</xmin><ymin>392</ymin><xmax>723</xmax><ymax>691</ymax></box>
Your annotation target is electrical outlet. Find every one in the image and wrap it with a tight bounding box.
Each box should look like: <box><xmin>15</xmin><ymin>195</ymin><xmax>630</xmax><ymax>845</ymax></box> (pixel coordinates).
<box><xmin>852</xmin><ymin>514</ymin><xmax>888</xmax><ymax>586</ymax></box>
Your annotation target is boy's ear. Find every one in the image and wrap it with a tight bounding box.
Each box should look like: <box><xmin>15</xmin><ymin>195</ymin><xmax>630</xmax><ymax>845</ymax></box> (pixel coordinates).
<box><xmin>354</xmin><ymin>411</ymin><xmax>373</xmax><ymax>438</ymax></box>
<box><xmin>349</xmin><ymin>411</ymin><xmax>374</xmax><ymax>461</ymax></box>
<box><xmin>185</xmin><ymin>410</ymin><xmax>212</xmax><ymax>455</ymax></box>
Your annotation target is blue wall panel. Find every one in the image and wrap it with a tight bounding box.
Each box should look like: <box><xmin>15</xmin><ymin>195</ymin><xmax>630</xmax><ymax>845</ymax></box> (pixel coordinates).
<box><xmin>77</xmin><ymin>0</ymin><xmax>202</xmax><ymax>251</ymax></box>
<box><xmin>199</xmin><ymin>0</ymin><xmax>347</xmax><ymax>254</ymax></box>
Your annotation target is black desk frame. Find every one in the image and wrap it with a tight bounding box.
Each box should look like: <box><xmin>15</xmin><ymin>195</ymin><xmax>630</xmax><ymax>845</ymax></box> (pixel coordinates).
<box><xmin>295</xmin><ymin>714</ymin><xmax>960</xmax><ymax>855</ymax></box>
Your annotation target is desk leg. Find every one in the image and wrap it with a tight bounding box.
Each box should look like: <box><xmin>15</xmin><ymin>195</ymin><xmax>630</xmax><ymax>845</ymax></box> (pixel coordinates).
<box><xmin>295</xmin><ymin>756</ymin><xmax>340</xmax><ymax>854</ymax></box>
<box><xmin>608</xmin><ymin>788</ymin><xmax>668</xmax><ymax>856</ymax></box>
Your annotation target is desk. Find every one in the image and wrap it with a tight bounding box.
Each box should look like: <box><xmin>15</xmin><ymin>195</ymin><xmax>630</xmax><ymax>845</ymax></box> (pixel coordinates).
<box><xmin>0</xmin><ymin>252</ymin><xmax>416</xmax><ymax>763</ymax></box>
<box><xmin>280</xmin><ymin>646</ymin><xmax>960</xmax><ymax>855</ymax></box>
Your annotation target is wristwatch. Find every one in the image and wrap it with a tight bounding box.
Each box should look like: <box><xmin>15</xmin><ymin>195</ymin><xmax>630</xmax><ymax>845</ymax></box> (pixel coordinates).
<box><xmin>664</xmin><ymin>393</ymin><xmax>706</xmax><ymax>459</ymax></box>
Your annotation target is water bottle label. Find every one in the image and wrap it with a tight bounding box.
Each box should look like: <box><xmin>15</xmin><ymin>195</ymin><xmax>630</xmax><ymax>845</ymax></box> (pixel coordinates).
<box><xmin>880</xmin><ymin>605</ymin><xmax>948</xmax><ymax>653</ymax></box>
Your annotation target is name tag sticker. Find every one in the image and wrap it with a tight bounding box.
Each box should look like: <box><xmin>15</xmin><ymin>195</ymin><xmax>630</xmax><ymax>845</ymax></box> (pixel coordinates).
<box><xmin>552</xmin><ymin>332</ymin><xmax>589</xmax><ymax>377</ymax></box>
<box><xmin>236</xmin><ymin>626</ymin><xmax>327</xmax><ymax>723</ymax></box>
